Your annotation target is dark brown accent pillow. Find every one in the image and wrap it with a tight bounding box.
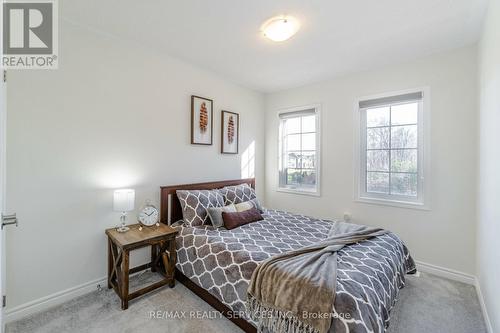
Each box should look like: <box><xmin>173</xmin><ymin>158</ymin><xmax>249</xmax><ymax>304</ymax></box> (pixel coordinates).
<box><xmin>222</xmin><ymin>207</ymin><xmax>263</xmax><ymax>230</ymax></box>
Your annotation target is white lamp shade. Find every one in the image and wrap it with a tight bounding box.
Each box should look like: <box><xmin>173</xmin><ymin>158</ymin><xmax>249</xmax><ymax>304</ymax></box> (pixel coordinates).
<box><xmin>113</xmin><ymin>189</ymin><xmax>135</xmax><ymax>212</ymax></box>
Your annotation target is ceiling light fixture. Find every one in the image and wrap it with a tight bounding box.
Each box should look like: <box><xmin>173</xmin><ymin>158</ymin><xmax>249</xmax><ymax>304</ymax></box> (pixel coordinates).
<box><xmin>261</xmin><ymin>15</ymin><xmax>300</xmax><ymax>42</ymax></box>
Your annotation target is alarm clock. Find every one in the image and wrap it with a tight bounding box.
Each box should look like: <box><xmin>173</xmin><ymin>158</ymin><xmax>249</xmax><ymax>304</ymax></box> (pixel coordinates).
<box><xmin>138</xmin><ymin>202</ymin><xmax>160</xmax><ymax>230</ymax></box>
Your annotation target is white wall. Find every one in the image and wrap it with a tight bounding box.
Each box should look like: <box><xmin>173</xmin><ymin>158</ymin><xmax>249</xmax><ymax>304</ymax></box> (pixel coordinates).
<box><xmin>477</xmin><ymin>0</ymin><xmax>500</xmax><ymax>331</ymax></box>
<box><xmin>3</xmin><ymin>8</ymin><xmax>488</xmax><ymax>324</ymax></box>
<box><xmin>5</xmin><ymin>20</ymin><xmax>264</xmax><ymax>310</ymax></box>
<box><xmin>265</xmin><ymin>46</ymin><xmax>478</xmax><ymax>275</ymax></box>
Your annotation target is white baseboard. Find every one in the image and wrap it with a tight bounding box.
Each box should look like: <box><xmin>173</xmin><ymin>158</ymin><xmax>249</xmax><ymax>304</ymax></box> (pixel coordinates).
<box><xmin>4</xmin><ymin>261</ymin><xmax>493</xmax><ymax>333</ymax></box>
<box><xmin>474</xmin><ymin>278</ymin><xmax>494</xmax><ymax>333</ymax></box>
<box><xmin>4</xmin><ymin>276</ymin><xmax>107</xmax><ymax>323</ymax></box>
<box><xmin>415</xmin><ymin>260</ymin><xmax>475</xmax><ymax>285</ymax></box>
<box><xmin>415</xmin><ymin>261</ymin><xmax>493</xmax><ymax>333</ymax></box>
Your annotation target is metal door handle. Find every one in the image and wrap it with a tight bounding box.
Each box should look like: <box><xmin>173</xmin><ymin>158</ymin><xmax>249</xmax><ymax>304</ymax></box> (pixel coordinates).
<box><xmin>2</xmin><ymin>213</ymin><xmax>18</xmax><ymax>229</ymax></box>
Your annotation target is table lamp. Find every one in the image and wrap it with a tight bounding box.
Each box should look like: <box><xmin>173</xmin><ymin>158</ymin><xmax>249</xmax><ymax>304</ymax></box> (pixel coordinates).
<box><xmin>113</xmin><ymin>189</ymin><xmax>135</xmax><ymax>232</ymax></box>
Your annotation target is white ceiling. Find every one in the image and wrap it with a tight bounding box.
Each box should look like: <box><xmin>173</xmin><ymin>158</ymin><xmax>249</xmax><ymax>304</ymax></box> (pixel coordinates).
<box><xmin>61</xmin><ymin>0</ymin><xmax>488</xmax><ymax>93</ymax></box>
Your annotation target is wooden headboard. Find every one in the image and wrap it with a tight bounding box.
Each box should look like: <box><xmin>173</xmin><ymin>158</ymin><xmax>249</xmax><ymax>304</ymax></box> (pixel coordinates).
<box><xmin>160</xmin><ymin>178</ymin><xmax>255</xmax><ymax>225</ymax></box>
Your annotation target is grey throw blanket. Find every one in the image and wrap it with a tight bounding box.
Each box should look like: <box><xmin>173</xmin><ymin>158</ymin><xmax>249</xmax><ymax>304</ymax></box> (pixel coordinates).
<box><xmin>247</xmin><ymin>221</ymin><xmax>389</xmax><ymax>333</ymax></box>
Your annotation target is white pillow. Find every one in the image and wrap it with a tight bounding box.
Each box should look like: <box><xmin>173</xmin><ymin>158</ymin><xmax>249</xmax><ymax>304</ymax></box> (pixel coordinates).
<box><xmin>235</xmin><ymin>198</ymin><xmax>264</xmax><ymax>213</ymax></box>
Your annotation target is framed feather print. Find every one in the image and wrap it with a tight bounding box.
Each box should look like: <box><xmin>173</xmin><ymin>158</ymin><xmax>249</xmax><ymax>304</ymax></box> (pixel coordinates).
<box><xmin>191</xmin><ymin>95</ymin><xmax>213</xmax><ymax>145</ymax></box>
<box><xmin>221</xmin><ymin>110</ymin><xmax>239</xmax><ymax>154</ymax></box>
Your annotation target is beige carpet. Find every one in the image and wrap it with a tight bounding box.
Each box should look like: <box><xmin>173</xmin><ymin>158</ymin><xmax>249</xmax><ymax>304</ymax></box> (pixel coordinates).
<box><xmin>6</xmin><ymin>271</ymin><xmax>486</xmax><ymax>333</ymax></box>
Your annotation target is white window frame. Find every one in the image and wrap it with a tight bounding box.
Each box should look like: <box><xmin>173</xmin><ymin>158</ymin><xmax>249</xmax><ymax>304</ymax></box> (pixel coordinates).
<box><xmin>277</xmin><ymin>104</ymin><xmax>321</xmax><ymax>197</ymax></box>
<box><xmin>354</xmin><ymin>88</ymin><xmax>431</xmax><ymax>210</ymax></box>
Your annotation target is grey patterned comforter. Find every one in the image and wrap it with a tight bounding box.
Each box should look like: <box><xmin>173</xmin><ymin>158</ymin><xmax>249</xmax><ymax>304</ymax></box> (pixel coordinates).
<box><xmin>175</xmin><ymin>209</ymin><xmax>415</xmax><ymax>333</ymax></box>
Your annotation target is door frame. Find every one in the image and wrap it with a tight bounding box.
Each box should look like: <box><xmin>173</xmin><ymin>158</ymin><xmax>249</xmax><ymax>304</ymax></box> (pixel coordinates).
<box><xmin>0</xmin><ymin>71</ymin><xmax>5</xmax><ymax>332</ymax></box>
<box><xmin>0</xmin><ymin>0</ymin><xmax>7</xmax><ymax>330</ymax></box>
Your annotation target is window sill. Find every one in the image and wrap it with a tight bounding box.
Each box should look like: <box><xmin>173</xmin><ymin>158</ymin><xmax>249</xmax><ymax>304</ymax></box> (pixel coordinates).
<box><xmin>277</xmin><ymin>188</ymin><xmax>321</xmax><ymax>197</ymax></box>
<box><xmin>355</xmin><ymin>197</ymin><xmax>430</xmax><ymax>211</ymax></box>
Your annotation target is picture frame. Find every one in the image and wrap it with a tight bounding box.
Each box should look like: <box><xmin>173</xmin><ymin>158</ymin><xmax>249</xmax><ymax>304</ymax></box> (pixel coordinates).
<box><xmin>221</xmin><ymin>110</ymin><xmax>239</xmax><ymax>154</ymax></box>
<box><xmin>191</xmin><ymin>95</ymin><xmax>213</xmax><ymax>145</ymax></box>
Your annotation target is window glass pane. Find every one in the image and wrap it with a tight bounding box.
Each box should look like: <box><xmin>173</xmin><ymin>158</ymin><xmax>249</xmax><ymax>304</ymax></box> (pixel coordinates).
<box><xmin>302</xmin><ymin>115</ymin><xmax>316</xmax><ymax>133</ymax></box>
<box><xmin>367</xmin><ymin>127</ymin><xmax>390</xmax><ymax>149</ymax></box>
<box><xmin>286</xmin><ymin>152</ymin><xmax>300</xmax><ymax>169</ymax></box>
<box><xmin>279</xmin><ymin>109</ymin><xmax>319</xmax><ymax>193</ymax></box>
<box><xmin>391</xmin><ymin>103</ymin><xmax>418</xmax><ymax>125</ymax></box>
<box><xmin>391</xmin><ymin>149</ymin><xmax>417</xmax><ymax>172</ymax></box>
<box><xmin>284</xmin><ymin>118</ymin><xmax>300</xmax><ymax>135</ymax></box>
<box><xmin>360</xmin><ymin>96</ymin><xmax>423</xmax><ymax>202</ymax></box>
<box><xmin>390</xmin><ymin>173</ymin><xmax>418</xmax><ymax>196</ymax></box>
<box><xmin>286</xmin><ymin>134</ymin><xmax>301</xmax><ymax>151</ymax></box>
<box><xmin>366</xmin><ymin>172</ymin><xmax>389</xmax><ymax>194</ymax></box>
<box><xmin>366</xmin><ymin>107</ymin><xmax>390</xmax><ymax>127</ymax></box>
<box><xmin>300</xmin><ymin>170</ymin><xmax>317</xmax><ymax>189</ymax></box>
<box><xmin>301</xmin><ymin>133</ymin><xmax>316</xmax><ymax>151</ymax></box>
<box><xmin>286</xmin><ymin>169</ymin><xmax>301</xmax><ymax>185</ymax></box>
<box><xmin>391</xmin><ymin>125</ymin><xmax>417</xmax><ymax>149</ymax></box>
<box><xmin>367</xmin><ymin>150</ymin><xmax>389</xmax><ymax>172</ymax></box>
<box><xmin>300</xmin><ymin>152</ymin><xmax>316</xmax><ymax>169</ymax></box>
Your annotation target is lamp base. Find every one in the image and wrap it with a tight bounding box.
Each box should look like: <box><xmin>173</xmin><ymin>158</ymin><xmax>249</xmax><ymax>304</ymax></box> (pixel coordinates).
<box><xmin>116</xmin><ymin>225</ymin><xmax>130</xmax><ymax>233</ymax></box>
<box><xmin>117</xmin><ymin>212</ymin><xmax>130</xmax><ymax>233</ymax></box>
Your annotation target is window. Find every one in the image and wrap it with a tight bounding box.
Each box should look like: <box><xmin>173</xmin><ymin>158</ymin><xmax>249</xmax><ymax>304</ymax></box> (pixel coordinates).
<box><xmin>278</xmin><ymin>106</ymin><xmax>320</xmax><ymax>195</ymax></box>
<box><xmin>356</xmin><ymin>90</ymin><xmax>429</xmax><ymax>208</ymax></box>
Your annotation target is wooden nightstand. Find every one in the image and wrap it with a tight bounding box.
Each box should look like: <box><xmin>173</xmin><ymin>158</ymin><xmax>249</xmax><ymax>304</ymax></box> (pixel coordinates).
<box><xmin>105</xmin><ymin>223</ymin><xmax>178</xmax><ymax>310</ymax></box>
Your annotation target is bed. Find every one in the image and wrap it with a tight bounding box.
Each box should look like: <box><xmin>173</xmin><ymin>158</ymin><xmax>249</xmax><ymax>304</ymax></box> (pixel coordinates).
<box><xmin>160</xmin><ymin>178</ymin><xmax>416</xmax><ymax>333</ymax></box>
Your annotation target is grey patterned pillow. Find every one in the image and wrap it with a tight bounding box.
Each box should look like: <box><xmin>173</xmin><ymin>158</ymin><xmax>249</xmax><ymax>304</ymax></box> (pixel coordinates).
<box><xmin>219</xmin><ymin>183</ymin><xmax>257</xmax><ymax>205</ymax></box>
<box><xmin>177</xmin><ymin>190</ymin><xmax>225</xmax><ymax>227</ymax></box>
<box><xmin>207</xmin><ymin>204</ymin><xmax>237</xmax><ymax>228</ymax></box>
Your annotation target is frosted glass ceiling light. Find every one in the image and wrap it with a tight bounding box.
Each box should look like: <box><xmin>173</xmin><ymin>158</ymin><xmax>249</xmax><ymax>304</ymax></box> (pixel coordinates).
<box><xmin>262</xmin><ymin>16</ymin><xmax>300</xmax><ymax>42</ymax></box>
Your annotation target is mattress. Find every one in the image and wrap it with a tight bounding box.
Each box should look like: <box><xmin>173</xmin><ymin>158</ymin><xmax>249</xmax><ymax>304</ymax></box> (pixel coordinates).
<box><xmin>174</xmin><ymin>209</ymin><xmax>415</xmax><ymax>333</ymax></box>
